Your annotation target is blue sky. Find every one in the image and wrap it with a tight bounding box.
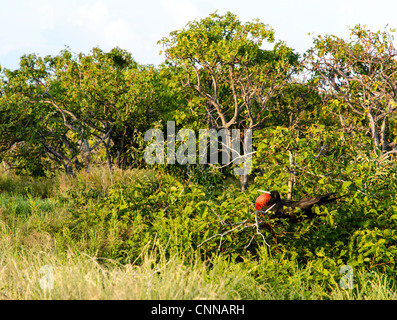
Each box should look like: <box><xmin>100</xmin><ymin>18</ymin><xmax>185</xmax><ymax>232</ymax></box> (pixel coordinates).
<box><xmin>1</xmin><ymin>0</ymin><xmax>396</xmax><ymax>70</ymax></box>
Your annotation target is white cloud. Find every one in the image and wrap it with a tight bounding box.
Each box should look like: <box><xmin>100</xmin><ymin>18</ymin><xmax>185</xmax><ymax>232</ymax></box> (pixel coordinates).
<box><xmin>0</xmin><ymin>43</ymin><xmax>17</xmax><ymax>56</ymax></box>
<box><xmin>71</xmin><ymin>1</ymin><xmax>108</xmax><ymax>26</ymax></box>
<box><xmin>39</xmin><ymin>5</ymin><xmax>55</xmax><ymax>30</ymax></box>
<box><xmin>160</xmin><ymin>0</ymin><xmax>201</xmax><ymax>27</ymax></box>
<box><xmin>104</xmin><ymin>19</ymin><xmax>138</xmax><ymax>49</ymax></box>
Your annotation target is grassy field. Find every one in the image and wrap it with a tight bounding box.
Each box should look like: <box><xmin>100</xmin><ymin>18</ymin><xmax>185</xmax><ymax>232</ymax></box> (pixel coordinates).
<box><xmin>0</xmin><ymin>167</ymin><xmax>396</xmax><ymax>300</ymax></box>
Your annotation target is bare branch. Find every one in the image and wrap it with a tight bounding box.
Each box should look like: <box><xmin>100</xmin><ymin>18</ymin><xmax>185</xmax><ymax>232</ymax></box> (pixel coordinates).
<box><xmin>197</xmin><ymin>204</ymin><xmax>276</xmax><ymax>251</ymax></box>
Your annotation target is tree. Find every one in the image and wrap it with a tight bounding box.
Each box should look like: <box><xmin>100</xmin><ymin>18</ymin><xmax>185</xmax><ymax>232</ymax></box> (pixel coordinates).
<box><xmin>0</xmin><ymin>55</ymin><xmax>62</xmax><ymax>175</ymax></box>
<box><xmin>0</xmin><ymin>47</ymin><xmax>177</xmax><ymax>175</ymax></box>
<box><xmin>0</xmin><ymin>48</ymin><xmax>137</xmax><ymax>175</ymax></box>
<box><xmin>307</xmin><ymin>25</ymin><xmax>397</xmax><ymax>156</ymax></box>
<box><xmin>42</xmin><ymin>47</ymin><xmax>136</xmax><ymax>173</ymax></box>
<box><xmin>159</xmin><ymin>11</ymin><xmax>299</xmax><ymax>191</ymax></box>
<box><xmin>110</xmin><ymin>63</ymin><xmax>176</xmax><ymax>170</ymax></box>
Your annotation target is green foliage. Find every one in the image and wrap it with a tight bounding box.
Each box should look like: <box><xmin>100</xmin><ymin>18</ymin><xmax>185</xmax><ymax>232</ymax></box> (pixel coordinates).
<box><xmin>307</xmin><ymin>24</ymin><xmax>397</xmax><ymax>153</ymax></box>
<box><xmin>0</xmin><ymin>172</ymin><xmax>54</xmax><ymax>198</ymax></box>
<box><xmin>252</xmin><ymin>119</ymin><xmax>397</xmax><ymax>274</ymax></box>
<box><xmin>54</xmin><ymin>169</ymin><xmax>242</xmax><ymax>262</ymax></box>
<box><xmin>160</xmin><ymin>11</ymin><xmax>299</xmax><ymax>133</ymax></box>
<box><xmin>1</xmin><ymin>12</ymin><xmax>397</xmax><ymax>300</ymax></box>
<box><xmin>0</xmin><ymin>47</ymin><xmax>174</xmax><ymax>175</ymax></box>
<box><xmin>0</xmin><ymin>166</ymin><xmax>397</xmax><ymax>299</ymax></box>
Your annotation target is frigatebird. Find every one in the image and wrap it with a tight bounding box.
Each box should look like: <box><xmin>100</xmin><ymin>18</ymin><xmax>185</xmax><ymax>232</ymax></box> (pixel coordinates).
<box><xmin>255</xmin><ymin>190</ymin><xmax>343</xmax><ymax>221</ymax></box>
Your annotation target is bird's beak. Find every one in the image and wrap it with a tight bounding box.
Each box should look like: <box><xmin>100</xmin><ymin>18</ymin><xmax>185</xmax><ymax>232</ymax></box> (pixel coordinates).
<box><xmin>258</xmin><ymin>190</ymin><xmax>270</xmax><ymax>194</ymax></box>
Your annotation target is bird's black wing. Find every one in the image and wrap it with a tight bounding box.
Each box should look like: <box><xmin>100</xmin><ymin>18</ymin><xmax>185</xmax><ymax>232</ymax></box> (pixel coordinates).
<box><xmin>267</xmin><ymin>194</ymin><xmax>343</xmax><ymax>220</ymax></box>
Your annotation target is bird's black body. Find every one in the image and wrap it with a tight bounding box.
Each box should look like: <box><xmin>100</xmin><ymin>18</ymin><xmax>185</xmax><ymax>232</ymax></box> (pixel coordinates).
<box><xmin>263</xmin><ymin>191</ymin><xmax>342</xmax><ymax>221</ymax></box>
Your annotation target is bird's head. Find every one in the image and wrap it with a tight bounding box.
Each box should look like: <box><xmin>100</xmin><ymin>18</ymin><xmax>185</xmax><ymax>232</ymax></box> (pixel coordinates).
<box><xmin>255</xmin><ymin>190</ymin><xmax>281</xmax><ymax>212</ymax></box>
<box><xmin>269</xmin><ymin>190</ymin><xmax>281</xmax><ymax>202</ymax></box>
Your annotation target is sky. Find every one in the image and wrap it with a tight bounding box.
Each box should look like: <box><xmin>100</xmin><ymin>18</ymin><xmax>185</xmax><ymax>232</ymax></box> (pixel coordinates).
<box><xmin>1</xmin><ymin>0</ymin><xmax>397</xmax><ymax>70</ymax></box>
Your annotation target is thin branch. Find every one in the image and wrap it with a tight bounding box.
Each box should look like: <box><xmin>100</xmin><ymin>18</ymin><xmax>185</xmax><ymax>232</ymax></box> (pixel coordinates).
<box><xmin>381</xmin><ymin>148</ymin><xmax>397</xmax><ymax>158</ymax></box>
<box><xmin>213</xmin><ymin>140</ymin><xmax>256</xmax><ymax>169</ymax></box>
<box><xmin>197</xmin><ymin>204</ymin><xmax>276</xmax><ymax>251</ymax></box>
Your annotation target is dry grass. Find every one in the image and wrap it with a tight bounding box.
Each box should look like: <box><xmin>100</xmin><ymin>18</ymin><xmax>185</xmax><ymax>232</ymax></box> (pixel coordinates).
<box><xmin>56</xmin><ymin>167</ymin><xmax>160</xmax><ymax>199</ymax></box>
<box><xmin>1</xmin><ymin>233</ymin><xmax>396</xmax><ymax>300</ymax></box>
<box><xmin>0</xmin><ymin>238</ymin><xmax>258</xmax><ymax>300</ymax></box>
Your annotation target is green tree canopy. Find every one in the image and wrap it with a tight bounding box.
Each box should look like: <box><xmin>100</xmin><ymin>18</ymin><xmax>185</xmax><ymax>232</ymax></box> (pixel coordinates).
<box><xmin>307</xmin><ymin>25</ymin><xmax>397</xmax><ymax>155</ymax></box>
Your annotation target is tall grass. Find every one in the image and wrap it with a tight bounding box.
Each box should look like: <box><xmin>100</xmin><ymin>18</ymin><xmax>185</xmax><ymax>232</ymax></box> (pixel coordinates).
<box><xmin>1</xmin><ymin>238</ymin><xmax>396</xmax><ymax>300</ymax></box>
<box><xmin>0</xmin><ymin>173</ymin><xmax>54</xmax><ymax>198</ymax></box>
<box><xmin>0</xmin><ymin>167</ymin><xmax>396</xmax><ymax>300</ymax></box>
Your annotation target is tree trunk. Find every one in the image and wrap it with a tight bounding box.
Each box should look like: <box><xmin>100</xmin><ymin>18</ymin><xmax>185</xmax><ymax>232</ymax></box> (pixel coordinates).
<box><xmin>64</xmin><ymin>162</ymin><xmax>74</xmax><ymax>176</ymax></box>
<box><xmin>82</xmin><ymin>138</ymin><xmax>91</xmax><ymax>173</ymax></box>
<box><xmin>380</xmin><ymin>101</ymin><xmax>391</xmax><ymax>153</ymax></box>
<box><xmin>239</xmin><ymin>174</ymin><xmax>249</xmax><ymax>192</ymax></box>
<box><xmin>380</xmin><ymin>115</ymin><xmax>388</xmax><ymax>152</ymax></box>
<box><xmin>115</xmin><ymin>128</ymin><xmax>126</xmax><ymax>169</ymax></box>
<box><xmin>287</xmin><ymin>112</ymin><xmax>296</xmax><ymax>200</ymax></box>
<box><xmin>40</xmin><ymin>138</ymin><xmax>76</xmax><ymax>176</ymax></box>
<box><xmin>367</xmin><ymin>111</ymin><xmax>380</xmax><ymax>149</ymax></box>
<box><xmin>238</xmin><ymin>129</ymin><xmax>252</xmax><ymax>192</ymax></box>
<box><xmin>103</xmin><ymin>136</ymin><xmax>112</xmax><ymax>170</ymax></box>
<box><xmin>287</xmin><ymin>150</ymin><xmax>294</xmax><ymax>200</ymax></box>
<box><xmin>74</xmin><ymin>158</ymin><xmax>82</xmax><ymax>172</ymax></box>
<box><xmin>2</xmin><ymin>160</ymin><xmax>11</xmax><ymax>175</ymax></box>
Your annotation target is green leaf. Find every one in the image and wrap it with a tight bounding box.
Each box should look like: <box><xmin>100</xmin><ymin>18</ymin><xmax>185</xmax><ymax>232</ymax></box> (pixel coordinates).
<box><xmin>342</xmin><ymin>181</ymin><xmax>352</xmax><ymax>191</ymax></box>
